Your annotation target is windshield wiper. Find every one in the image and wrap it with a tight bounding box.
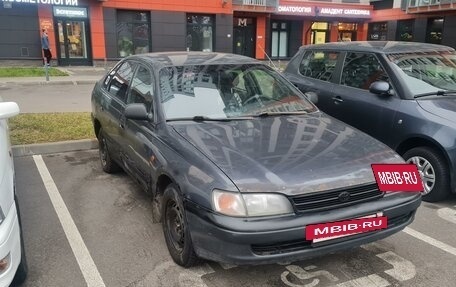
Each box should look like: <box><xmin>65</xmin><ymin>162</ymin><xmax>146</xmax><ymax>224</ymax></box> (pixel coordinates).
<box><xmin>252</xmin><ymin>110</ymin><xmax>310</xmax><ymax>117</ymax></box>
<box><xmin>167</xmin><ymin>115</ymin><xmax>253</xmax><ymax>122</ymax></box>
<box><xmin>414</xmin><ymin>90</ymin><xmax>456</xmax><ymax>99</ymax></box>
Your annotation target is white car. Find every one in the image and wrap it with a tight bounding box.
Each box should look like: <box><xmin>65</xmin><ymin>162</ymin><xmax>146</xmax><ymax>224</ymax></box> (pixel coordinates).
<box><xmin>0</xmin><ymin>101</ymin><xmax>27</xmax><ymax>286</ymax></box>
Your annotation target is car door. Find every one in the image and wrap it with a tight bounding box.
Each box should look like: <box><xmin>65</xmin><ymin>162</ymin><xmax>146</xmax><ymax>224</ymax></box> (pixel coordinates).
<box><xmin>329</xmin><ymin>52</ymin><xmax>401</xmax><ymax>146</ymax></box>
<box><xmin>102</xmin><ymin>61</ymin><xmax>136</xmax><ymax>157</ymax></box>
<box><xmin>285</xmin><ymin>50</ymin><xmax>342</xmax><ymax>111</ymax></box>
<box><xmin>122</xmin><ymin>63</ymin><xmax>157</xmax><ymax>191</ymax></box>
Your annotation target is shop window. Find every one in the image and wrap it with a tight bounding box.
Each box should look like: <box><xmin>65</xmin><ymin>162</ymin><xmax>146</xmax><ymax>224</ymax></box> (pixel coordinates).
<box><xmin>311</xmin><ymin>22</ymin><xmax>329</xmax><ymax>45</ymax></box>
<box><xmin>186</xmin><ymin>14</ymin><xmax>214</xmax><ymax>52</ymax></box>
<box><xmin>341</xmin><ymin>53</ymin><xmax>389</xmax><ymax>90</ymax></box>
<box><xmin>368</xmin><ymin>22</ymin><xmax>388</xmax><ymax>41</ymax></box>
<box><xmin>299</xmin><ymin>51</ymin><xmax>340</xmax><ymax>81</ymax></box>
<box><xmin>117</xmin><ymin>11</ymin><xmax>151</xmax><ymax>57</ymax></box>
<box><xmin>396</xmin><ymin>20</ymin><xmax>414</xmax><ymax>42</ymax></box>
<box><xmin>271</xmin><ymin>21</ymin><xmax>289</xmax><ymax>58</ymax></box>
<box><xmin>338</xmin><ymin>23</ymin><xmax>358</xmax><ymax>42</ymax></box>
<box><xmin>426</xmin><ymin>17</ymin><xmax>444</xmax><ymax>44</ymax></box>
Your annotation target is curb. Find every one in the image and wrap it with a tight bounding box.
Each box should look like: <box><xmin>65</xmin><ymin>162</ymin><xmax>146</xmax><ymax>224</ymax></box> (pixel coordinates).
<box><xmin>12</xmin><ymin>138</ymin><xmax>98</xmax><ymax>157</ymax></box>
<box><xmin>2</xmin><ymin>80</ymin><xmax>98</xmax><ymax>86</ymax></box>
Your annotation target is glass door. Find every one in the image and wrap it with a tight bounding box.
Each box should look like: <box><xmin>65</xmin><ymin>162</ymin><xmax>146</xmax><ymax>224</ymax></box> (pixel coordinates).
<box><xmin>56</xmin><ymin>19</ymin><xmax>91</xmax><ymax>65</ymax></box>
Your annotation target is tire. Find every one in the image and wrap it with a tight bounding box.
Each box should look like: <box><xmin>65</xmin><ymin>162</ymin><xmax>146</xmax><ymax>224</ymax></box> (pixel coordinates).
<box><xmin>403</xmin><ymin>146</ymin><xmax>450</xmax><ymax>202</ymax></box>
<box><xmin>162</xmin><ymin>184</ymin><xmax>200</xmax><ymax>267</ymax></box>
<box><xmin>97</xmin><ymin>128</ymin><xmax>120</xmax><ymax>174</ymax></box>
<box><xmin>12</xmin><ymin>201</ymin><xmax>27</xmax><ymax>286</ymax></box>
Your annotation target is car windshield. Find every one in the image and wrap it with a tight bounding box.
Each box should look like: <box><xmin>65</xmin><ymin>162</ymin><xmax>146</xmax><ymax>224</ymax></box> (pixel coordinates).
<box><xmin>387</xmin><ymin>50</ymin><xmax>456</xmax><ymax>95</ymax></box>
<box><xmin>158</xmin><ymin>64</ymin><xmax>316</xmax><ymax>120</ymax></box>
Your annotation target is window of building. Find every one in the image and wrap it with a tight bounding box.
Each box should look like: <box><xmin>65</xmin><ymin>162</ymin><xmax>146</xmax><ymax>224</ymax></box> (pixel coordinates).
<box><xmin>128</xmin><ymin>65</ymin><xmax>154</xmax><ymax>114</ymax></box>
<box><xmin>426</xmin><ymin>17</ymin><xmax>444</xmax><ymax>44</ymax></box>
<box><xmin>396</xmin><ymin>20</ymin><xmax>414</xmax><ymax>41</ymax></box>
<box><xmin>117</xmin><ymin>11</ymin><xmax>151</xmax><ymax>57</ymax></box>
<box><xmin>299</xmin><ymin>51</ymin><xmax>340</xmax><ymax>81</ymax></box>
<box><xmin>338</xmin><ymin>23</ymin><xmax>358</xmax><ymax>42</ymax></box>
<box><xmin>271</xmin><ymin>21</ymin><xmax>289</xmax><ymax>58</ymax></box>
<box><xmin>311</xmin><ymin>22</ymin><xmax>329</xmax><ymax>45</ymax></box>
<box><xmin>341</xmin><ymin>53</ymin><xmax>389</xmax><ymax>90</ymax></box>
<box><xmin>368</xmin><ymin>22</ymin><xmax>388</xmax><ymax>41</ymax></box>
<box><xmin>186</xmin><ymin>14</ymin><xmax>214</xmax><ymax>52</ymax></box>
<box><xmin>108</xmin><ymin>61</ymin><xmax>135</xmax><ymax>103</ymax></box>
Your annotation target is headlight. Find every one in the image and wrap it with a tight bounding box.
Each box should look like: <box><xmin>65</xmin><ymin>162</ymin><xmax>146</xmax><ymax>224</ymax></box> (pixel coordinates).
<box><xmin>212</xmin><ymin>190</ymin><xmax>294</xmax><ymax>217</ymax></box>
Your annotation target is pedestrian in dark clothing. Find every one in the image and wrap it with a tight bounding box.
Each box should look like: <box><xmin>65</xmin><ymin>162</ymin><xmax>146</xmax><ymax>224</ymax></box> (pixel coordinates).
<box><xmin>41</xmin><ymin>29</ymin><xmax>52</xmax><ymax>66</ymax></box>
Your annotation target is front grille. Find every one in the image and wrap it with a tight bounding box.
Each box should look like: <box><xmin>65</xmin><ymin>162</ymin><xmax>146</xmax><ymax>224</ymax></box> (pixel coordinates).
<box><xmin>290</xmin><ymin>183</ymin><xmax>383</xmax><ymax>213</ymax></box>
<box><xmin>251</xmin><ymin>212</ymin><xmax>414</xmax><ymax>256</ymax></box>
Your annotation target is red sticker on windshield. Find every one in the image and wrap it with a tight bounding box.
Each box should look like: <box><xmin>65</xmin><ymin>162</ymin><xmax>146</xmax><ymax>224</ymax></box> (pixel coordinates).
<box><xmin>371</xmin><ymin>164</ymin><xmax>424</xmax><ymax>192</ymax></box>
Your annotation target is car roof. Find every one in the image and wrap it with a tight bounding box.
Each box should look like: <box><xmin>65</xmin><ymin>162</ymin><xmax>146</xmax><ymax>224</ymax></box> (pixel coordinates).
<box><xmin>126</xmin><ymin>52</ymin><xmax>262</xmax><ymax>69</ymax></box>
<box><xmin>300</xmin><ymin>41</ymin><xmax>455</xmax><ymax>54</ymax></box>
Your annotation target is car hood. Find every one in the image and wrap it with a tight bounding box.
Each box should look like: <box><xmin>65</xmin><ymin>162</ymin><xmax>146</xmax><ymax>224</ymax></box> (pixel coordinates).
<box><xmin>171</xmin><ymin>113</ymin><xmax>403</xmax><ymax>196</ymax></box>
<box><xmin>417</xmin><ymin>97</ymin><xmax>456</xmax><ymax>124</ymax></box>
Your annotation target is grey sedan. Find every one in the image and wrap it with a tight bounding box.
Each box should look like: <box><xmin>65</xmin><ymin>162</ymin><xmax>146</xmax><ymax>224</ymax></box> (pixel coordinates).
<box><xmin>91</xmin><ymin>52</ymin><xmax>420</xmax><ymax>267</ymax></box>
<box><xmin>284</xmin><ymin>41</ymin><xmax>456</xmax><ymax>202</ymax></box>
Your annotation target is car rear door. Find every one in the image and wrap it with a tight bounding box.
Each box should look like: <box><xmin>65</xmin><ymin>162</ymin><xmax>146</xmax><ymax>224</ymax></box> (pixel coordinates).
<box><xmin>328</xmin><ymin>52</ymin><xmax>401</xmax><ymax>146</ymax></box>
<box><xmin>284</xmin><ymin>49</ymin><xmax>342</xmax><ymax>112</ymax></box>
<box><xmin>122</xmin><ymin>63</ymin><xmax>157</xmax><ymax>191</ymax></box>
<box><xmin>102</xmin><ymin>60</ymin><xmax>136</xmax><ymax>158</ymax></box>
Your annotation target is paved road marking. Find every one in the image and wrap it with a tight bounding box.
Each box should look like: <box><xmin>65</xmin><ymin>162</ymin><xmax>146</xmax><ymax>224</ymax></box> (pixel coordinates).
<box><xmin>33</xmin><ymin>155</ymin><xmax>106</xmax><ymax>287</ymax></box>
<box><xmin>403</xmin><ymin>227</ymin><xmax>456</xmax><ymax>257</ymax></box>
<box><xmin>376</xmin><ymin>251</ymin><xmax>415</xmax><ymax>281</ymax></box>
<box><xmin>437</xmin><ymin>206</ymin><xmax>456</xmax><ymax>224</ymax></box>
<box><xmin>335</xmin><ymin>274</ymin><xmax>389</xmax><ymax>287</ymax></box>
<box><xmin>281</xmin><ymin>265</ymin><xmax>339</xmax><ymax>287</ymax></box>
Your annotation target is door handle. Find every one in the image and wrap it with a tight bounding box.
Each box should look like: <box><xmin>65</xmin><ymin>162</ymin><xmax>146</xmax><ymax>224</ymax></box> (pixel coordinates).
<box><xmin>332</xmin><ymin>96</ymin><xmax>344</xmax><ymax>104</ymax></box>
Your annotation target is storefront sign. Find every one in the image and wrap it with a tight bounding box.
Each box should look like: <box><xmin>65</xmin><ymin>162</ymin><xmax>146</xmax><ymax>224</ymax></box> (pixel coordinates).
<box><xmin>53</xmin><ymin>6</ymin><xmax>87</xmax><ymax>18</ymax></box>
<box><xmin>316</xmin><ymin>7</ymin><xmax>371</xmax><ymax>18</ymax></box>
<box><xmin>1</xmin><ymin>0</ymin><xmax>78</xmax><ymax>6</ymax></box>
<box><xmin>40</xmin><ymin>19</ymin><xmax>53</xmax><ymax>30</ymax></box>
<box><xmin>277</xmin><ymin>5</ymin><xmax>315</xmax><ymax>16</ymax></box>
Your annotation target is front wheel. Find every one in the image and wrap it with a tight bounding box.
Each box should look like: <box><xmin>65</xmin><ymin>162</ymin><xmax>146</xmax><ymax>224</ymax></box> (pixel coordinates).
<box><xmin>97</xmin><ymin>128</ymin><xmax>120</xmax><ymax>174</ymax></box>
<box><xmin>162</xmin><ymin>184</ymin><xmax>200</xmax><ymax>267</ymax></box>
<box><xmin>403</xmin><ymin>146</ymin><xmax>450</xmax><ymax>202</ymax></box>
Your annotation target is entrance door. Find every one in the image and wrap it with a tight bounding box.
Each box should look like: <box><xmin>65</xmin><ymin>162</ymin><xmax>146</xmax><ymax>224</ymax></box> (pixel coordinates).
<box><xmin>56</xmin><ymin>19</ymin><xmax>91</xmax><ymax>65</ymax></box>
<box><xmin>233</xmin><ymin>18</ymin><xmax>256</xmax><ymax>58</ymax></box>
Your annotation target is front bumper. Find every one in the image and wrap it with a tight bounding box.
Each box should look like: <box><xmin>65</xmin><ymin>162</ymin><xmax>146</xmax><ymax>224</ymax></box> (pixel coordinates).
<box><xmin>186</xmin><ymin>193</ymin><xmax>421</xmax><ymax>265</ymax></box>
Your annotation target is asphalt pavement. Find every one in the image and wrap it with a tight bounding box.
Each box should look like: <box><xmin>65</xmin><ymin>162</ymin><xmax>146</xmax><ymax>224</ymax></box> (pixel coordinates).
<box><xmin>13</xmin><ymin>150</ymin><xmax>456</xmax><ymax>287</ymax></box>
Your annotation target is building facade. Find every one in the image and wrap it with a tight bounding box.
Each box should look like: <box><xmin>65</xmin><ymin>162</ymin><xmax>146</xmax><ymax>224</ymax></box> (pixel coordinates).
<box><xmin>1</xmin><ymin>0</ymin><xmax>376</xmax><ymax>66</ymax></box>
<box><xmin>368</xmin><ymin>0</ymin><xmax>456</xmax><ymax>49</ymax></box>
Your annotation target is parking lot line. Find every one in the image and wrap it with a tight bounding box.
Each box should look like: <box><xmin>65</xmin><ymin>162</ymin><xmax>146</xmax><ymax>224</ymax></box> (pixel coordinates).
<box><xmin>33</xmin><ymin>155</ymin><xmax>106</xmax><ymax>287</ymax></box>
<box><xmin>403</xmin><ymin>227</ymin><xmax>456</xmax><ymax>257</ymax></box>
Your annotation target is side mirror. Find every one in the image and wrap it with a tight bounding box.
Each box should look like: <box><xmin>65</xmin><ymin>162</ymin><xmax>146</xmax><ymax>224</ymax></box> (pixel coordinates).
<box><xmin>369</xmin><ymin>81</ymin><xmax>391</xmax><ymax>96</ymax></box>
<box><xmin>124</xmin><ymin>103</ymin><xmax>152</xmax><ymax>121</ymax></box>
<box><xmin>0</xmin><ymin>102</ymin><xmax>20</xmax><ymax>119</ymax></box>
<box><xmin>304</xmin><ymin>91</ymin><xmax>318</xmax><ymax>104</ymax></box>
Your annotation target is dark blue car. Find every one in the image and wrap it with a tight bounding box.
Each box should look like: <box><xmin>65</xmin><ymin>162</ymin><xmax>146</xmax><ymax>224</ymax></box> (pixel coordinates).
<box><xmin>91</xmin><ymin>52</ymin><xmax>420</xmax><ymax>267</ymax></box>
<box><xmin>284</xmin><ymin>41</ymin><xmax>456</xmax><ymax>202</ymax></box>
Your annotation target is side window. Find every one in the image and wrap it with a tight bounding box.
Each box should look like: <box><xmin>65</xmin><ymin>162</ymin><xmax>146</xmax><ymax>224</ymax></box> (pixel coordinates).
<box><xmin>341</xmin><ymin>53</ymin><xmax>390</xmax><ymax>90</ymax></box>
<box><xmin>102</xmin><ymin>63</ymin><xmax>122</xmax><ymax>89</ymax></box>
<box><xmin>299</xmin><ymin>51</ymin><xmax>340</xmax><ymax>81</ymax></box>
<box><xmin>127</xmin><ymin>65</ymin><xmax>154</xmax><ymax>114</ymax></box>
<box><xmin>107</xmin><ymin>61</ymin><xmax>134</xmax><ymax>103</ymax></box>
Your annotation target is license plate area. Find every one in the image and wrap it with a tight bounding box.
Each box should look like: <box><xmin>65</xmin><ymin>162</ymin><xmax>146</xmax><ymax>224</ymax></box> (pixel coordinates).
<box><xmin>306</xmin><ymin>212</ymin><xmax>386</xmax><ymax>243</ymax></box>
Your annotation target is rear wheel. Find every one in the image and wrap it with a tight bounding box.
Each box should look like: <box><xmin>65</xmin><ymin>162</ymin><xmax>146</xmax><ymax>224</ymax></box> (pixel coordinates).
<box><xmin>403</xmin><ymin>146</ymin><xmax>450</xmax><ymax>202</ymax></box>
<box><xmin>97</xmin><ymin>128</ymin><xmax>120</xmax><ymax>173</ymax></box>
<box><xmin>162</xmin><ymin>184</ymin><xmax>200</xmax><ymax>267</ymax></box>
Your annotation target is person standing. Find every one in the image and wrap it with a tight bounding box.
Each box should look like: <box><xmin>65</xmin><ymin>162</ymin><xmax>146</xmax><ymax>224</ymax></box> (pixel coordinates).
<box><xmin>41</xmin><ymin>29</ymin><xmax>52</xmax><ymax>66</ymax></box>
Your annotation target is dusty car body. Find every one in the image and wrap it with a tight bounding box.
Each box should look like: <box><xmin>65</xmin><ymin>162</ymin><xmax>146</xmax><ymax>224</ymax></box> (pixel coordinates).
<box><xmin>91</xmin><ymin>52</ymin><xmax>421</xmax><ymax>266</ymax></box>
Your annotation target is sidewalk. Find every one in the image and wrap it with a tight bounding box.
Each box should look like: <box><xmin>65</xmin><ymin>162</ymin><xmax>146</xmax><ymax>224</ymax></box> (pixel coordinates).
<box><xmin>0</xmin><ymin>66</ymin><xmax>109</xmax><ymax>86</ymax></box>
<box><xmin>0</xmin><ymin>60</ymin><xmax>288</xmax><ymax>86</ymax></box>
